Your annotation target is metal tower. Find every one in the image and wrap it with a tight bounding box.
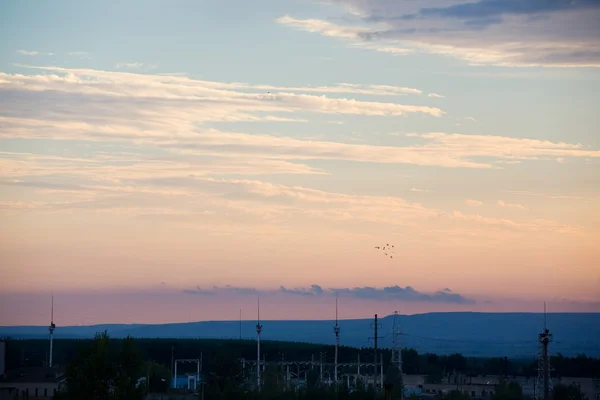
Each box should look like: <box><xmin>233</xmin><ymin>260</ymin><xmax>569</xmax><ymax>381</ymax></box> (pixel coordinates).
<box><xmin>333</xmin><ymin>296</ymin><xmax>340</xmax><ymax>385</ymax></box>
<box><xmin>391</xmin><ymin>311</ymin><xmax>403</xmax><ymax>400</ymax></box>
<box><xmin>369</xmin><ymin>314</ymin><xmax>382</xmax><ymax>389</ymax></box>
<box><xmin>48</xmin><ymin>295</ymin><xmax>56</xmax><ymax>368</ymax></box>
<box><xmin>535</xmin><ymin>303</ymin><xmax>553</xmax><ymax>400</ymax></box>
<box><xmin>256</xmin><ymin>295</ymin><xmax>262</xmax><ymax>391</ymax></box>
<box><xmin>391</xmin><ymin>311</ymin><xmax>402</xmax><ymax>372</ymax></box>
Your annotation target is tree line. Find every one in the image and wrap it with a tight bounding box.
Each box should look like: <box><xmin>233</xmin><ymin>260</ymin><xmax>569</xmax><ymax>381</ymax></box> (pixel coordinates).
<box><xmin>5</xmin><ymin>333</ymin><xmax>590</xmax><ymax>400</ymax></box>
<box><xmin>5</xmin><ymin>338</ymin><xmax>599</xmax><ymax>379</ymax></box>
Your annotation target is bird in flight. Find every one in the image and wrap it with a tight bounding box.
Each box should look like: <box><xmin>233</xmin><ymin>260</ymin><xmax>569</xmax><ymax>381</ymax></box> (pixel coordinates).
<box><xmin>375</xmin><ymin>244</ymin><xmax>395</xmax><ymax>259</ymax></box>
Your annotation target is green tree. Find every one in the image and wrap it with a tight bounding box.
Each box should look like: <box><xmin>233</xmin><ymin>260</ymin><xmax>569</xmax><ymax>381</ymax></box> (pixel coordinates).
<box><xmin>54</xmin><ymin>331</ymin><xmax>144</xmax><ymax>400</ymax></box>
<box><xmin>553</xmin><ymin>383</ymin><xmax>587</xmax><ymax>400</ymax></box>
<box><xmin>204</xmin><ymin>350</ymin><xmax>245</xmax><ymax>399</ymax></box>
<box><xmin>384</xmin><ymin>365</ymin><xmax>403</xmax><ymax>399</ymax></box>
<box><xmin>492</xmin><ymin>381</ymin><xmax>524</xmax><ymax>400</ymax></box>
<box><xmin>145</xmin><ymin>361</ymin><xmax>170</xmax><ymax>393</ymax></box>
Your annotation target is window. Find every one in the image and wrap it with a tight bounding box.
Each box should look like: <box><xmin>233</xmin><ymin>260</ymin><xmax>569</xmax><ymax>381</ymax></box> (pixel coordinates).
<box><xmin>595</xmin><ymin>393</ymin><xmax>600</xmax><ymax>400</ymax></box>
<box><xmin>35</xmin><ymin>388</ymin><xmax>39</xmax><ymax>396</ymax></box>
<box><xmin>45</xmin><ymin>388</ymin><xmax>48</xmax><ymax>396</ymax></box>
<box><xmin>594</xmin><ymin>380</ymin><xmax>600</xmax><ymax>390</ymax></box>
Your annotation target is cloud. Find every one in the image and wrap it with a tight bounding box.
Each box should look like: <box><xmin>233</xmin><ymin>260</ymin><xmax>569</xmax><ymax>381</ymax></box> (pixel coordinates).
<box><xmin>497</xmin><ymin>200</ymin><xmax>526</xmax><ymax>210</ymax></box>
<box><xmin>3</xmin><ymin>66</ymin><xmax>443</xmax><ymax>118</ymax></box>
<box><xmin>185</xmin><ymin>283</ymin><xmax>474</xmax><ymax>304</ymax></box>
<box><xmin>413</xmin><ymin>0</ymin><xmax>599</xmax><ymax>21</ymax></box>
<box><xmin>465</xmin><ymin>199</ymin><xmax>483</xmax><ymax>207</ymax></box>
<box><xmin>278</xmin><ymin>1</ymin><xmax>600</xmax><ymax>67</ymax></box>
<box><xmin>2</xmin><ymin>169</ymin><xmax>583</xmax><ymax>238</ymax></box>
<box><xmin>183</xmin><ymin>286</ymin><xmax>217</xmax><ymax>295</ymax></box>
<box><xmin>116</xmin><ymin>62</ymin><xmax>156</xmax><ymax>70</ymax></box>
<box><xmin>428</xmin><ymin>93</ymin><xmax>445</xmax><ymax>98</ymax></box>
<box><xmin>466</xmin><ymin>117</ymin><xmax>477</xmax><ymax>122</ymax></box>
<box><xmin>17</xmin><ymin>50</ymin><xmax>54</xmax><ymax>56</ymax></box>
<box><xmin>556</xmin><ymin>157</ymin><xmax>565</xmax><ymax>164</ymax></box>
<box><xmin>68</xmin><ymin>52</ymin><xmax>89</xmax><ymax>56</ymax></box>
<box><xmin>280</xmin><ymin>285</ymin><xmax>324</xmax><ymax>296</ymax></box>
<box><xmin>183</xmin><ymin>285</ymin><xmax>258</xmax><ymax>295</ymax></box>
<box><xmin>409</xmin><ymin>188</ymin><xmax>429</xmax><ymax>192</ymax></box>
<box><xmin>0</xmin><ymin>66</ymin><xmax>591</xmax><ymax>239</ymax></box>
<box><xmin>1</xmin><ymin>67</ymin><xmax>598</xmax><ymax>170</ymax></box>
<box><xmin>333</xmin><ymin>285</ymin><xmax>475</xmax><ymax>304</ymax></box>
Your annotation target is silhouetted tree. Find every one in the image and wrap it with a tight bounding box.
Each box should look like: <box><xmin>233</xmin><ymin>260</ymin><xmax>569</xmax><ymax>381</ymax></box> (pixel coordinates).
<box><xmin>492</xmin><ymin>381</ymin><xmax>524</xmax><ymax>400</ymax></box>
<box><xmin>553</xmin><ymin>383</ymin><xmax>587</xmax><ymax>400</ymax></box>
<box><xmin>54</xmin><ymin>331</ymin><xmax>144</xmax><ymax>400</ymax></box>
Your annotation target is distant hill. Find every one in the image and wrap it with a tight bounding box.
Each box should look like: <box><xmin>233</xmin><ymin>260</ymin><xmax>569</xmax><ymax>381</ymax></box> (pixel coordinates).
<box><xmin>2</xmin><ymin>312</ymin><xmax>598</xmax><ymax>358</ymax></box>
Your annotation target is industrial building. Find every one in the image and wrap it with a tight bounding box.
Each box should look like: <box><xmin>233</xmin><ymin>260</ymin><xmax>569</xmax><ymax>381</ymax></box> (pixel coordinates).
<box><xmin>0</xmin><ymin>366</ymin><xmax>65</xmax><ymax>399</ymax></box>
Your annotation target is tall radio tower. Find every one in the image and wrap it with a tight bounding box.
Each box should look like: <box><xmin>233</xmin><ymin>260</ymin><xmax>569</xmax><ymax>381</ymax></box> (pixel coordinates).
<box><xmin>333</xmin><ymin>296</ymin><xmax>340</xmax><ymax>385</ymax></box>
<box><xmin>256</xmin><ymin>295</ymin><xmax>262</xmax><ymax>391</ymax></box>
<box><xmin>48</xmin><ymin>295</ymin><xmax>56</xmax><ymax>368</ymax></box>
<box><xmin>535</xmin><ymin>303</ymin><xmax>553</xmax><ymax>400</ymax></box>
<box><xmin>391</xmin><ymin>311</ymin><xmax>402</xmax><ymax>371</ymax></box>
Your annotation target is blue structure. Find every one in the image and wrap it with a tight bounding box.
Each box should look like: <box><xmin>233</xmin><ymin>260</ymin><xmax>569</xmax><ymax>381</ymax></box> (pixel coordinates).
<box><xmin>404</xmin><ymin>387</ymin><xmax>423</xmax><ymax>398</ymax></box>
<box><xmin>173</xmin><ymin>374</ymin><xmax>203</xmax><ymax>390</ymax></box>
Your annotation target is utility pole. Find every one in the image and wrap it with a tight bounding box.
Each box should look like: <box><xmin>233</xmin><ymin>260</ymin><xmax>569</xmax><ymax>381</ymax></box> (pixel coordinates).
<box><xmin>334</xmin><ymin>296</ymin><xmax>340</xmax><ymax>386</ymax></box>
<box><xmin>48</xmin><ymin>295</ymin><xmax>55</xmax><ymax>368</ymax></box>
<box><xmin>392</xmin><ymin>311</ymin><xmax>403</xmax><ymax>400</ymax></box>
<box><xmin>369</xmin><ymin>314</ymin><xmax>383</xmax><ymax>391</ymax></box>
<box><xmin>256</xmin><ymin>295</ymin><xmax>263</xmax><ymax>392</ymax></box>
<box><xmin>320</xmin><ymin>352</ymin><xmax>324</xmax><ymax>383</ymax></box>
<box><xmin>170</xmin><ymin>345</ymin><xmax>174</xmax><ymax>389</ymax></box>
<box><xmin>535</xmin><ymin>302</ymin><xmax>553</xmax><ymax>400</ymax></box>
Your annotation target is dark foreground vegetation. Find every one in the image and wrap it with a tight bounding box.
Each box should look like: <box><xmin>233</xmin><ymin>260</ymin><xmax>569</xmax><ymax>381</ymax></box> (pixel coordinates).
<box><xmin>2</xmin><ymin>335</ymin><xmax>598</xmax><ymax>399</ymax></box>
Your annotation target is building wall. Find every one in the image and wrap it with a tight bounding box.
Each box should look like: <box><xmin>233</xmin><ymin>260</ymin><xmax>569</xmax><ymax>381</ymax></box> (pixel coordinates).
<box><xmin>0</xmin><ymin>341</ymin><xmax>5</xmax><ymax>377</ymax></box>
<box><xmin>0</xmin><ymin>382</ymin><xmax>60</xmax><ymax>399</ymax></box>
<box><xmin>146</xmin><ymin>394</ymin><xmax>198</xmax><ymax>400</ymax></box>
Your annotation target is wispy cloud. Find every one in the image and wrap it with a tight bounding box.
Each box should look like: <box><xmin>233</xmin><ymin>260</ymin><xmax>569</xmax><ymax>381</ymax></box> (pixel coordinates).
<box><xmin>17</xmin><ymin>50</ymin><xmax>54</xmax><ymax>56</ymax></box>
<box><xmin>184</xmin><ymin>285</ymin><xmax>258</xmax><ymax>296</ymax></box>
<box><xmin>0</xmin><ymin>170</ymin><xmax>583</xmax><ymax>238</ymax></box>
<box><xmin>277</xmin><ymin>1</ymin><xmax>600</xmax><ymax>67</ymax></box>
<box><xmin>184</xmin><ymin>283</ymin><xmax>475</xmax><ymax>304</ymax></box>
<box><xmin>428</xmin><ymin>93</ymin><xmax>445</xmax><ymax>98</ymax></box>
<box><xmin>497</xmin><ymin>200</ymin><xmax>526</xmax><ymax>210</ymax></box>
<box><xmin>465</xmin><ymin>199</ymin><xmax>483</xmax><ymax>207</ymax></box>
<box><xmin>1</xmin><ymin>67</ymin><xmax>598</xmax><ymax>172</ymax></box>
<box><xmin>116</xmin><ymin>62</ymin><xmax>157</xmax><ymax>70</ymax></box>
<box><xmin>0</xmin><ymin>66</ymin><xmax>591</xmax><ymax>240</ymax></box>
<box><xmin>409</xmin><ymin>188</ymin><xmax>429</xmax><ymax>192</ymax></box>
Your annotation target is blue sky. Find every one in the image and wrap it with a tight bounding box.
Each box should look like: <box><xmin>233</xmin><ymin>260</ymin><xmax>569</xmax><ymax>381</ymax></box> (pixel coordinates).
<box><xmin>1</xmin><ymin>0</ymin><xmax>599</xmax><ymax>325</ymax></box>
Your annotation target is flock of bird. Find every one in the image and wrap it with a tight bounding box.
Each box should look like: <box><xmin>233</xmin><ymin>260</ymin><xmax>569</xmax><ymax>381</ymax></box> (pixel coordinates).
<box><xmin>374</xmin><ymin>243</ymin><xmax>395</xmax><ymax>259</ymax></box>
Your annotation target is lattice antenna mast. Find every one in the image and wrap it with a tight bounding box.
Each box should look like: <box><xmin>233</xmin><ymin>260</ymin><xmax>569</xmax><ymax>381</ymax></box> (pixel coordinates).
<box><xmin>391</xmin><ymin>311</ymin><xmax>403</xmax><ymax>371</ymax></box>
<box><xmin>48</xmin><ymin>295</ymin><xmax>56</xmax><ymax>367</ymax></box>
<box><xmin>333</xmin><ymin>295</ymin><xmax>340</xmax><ymax>385</ymax></box>
<box><xmin>535</xmin><ymin>302</ymin><xmax>553</xmax><ymax>400</ymax></box>
<box><xmin>256</xmin><ymin>294</ymin><xmax>262</xmax><ymax>391</ymax></box>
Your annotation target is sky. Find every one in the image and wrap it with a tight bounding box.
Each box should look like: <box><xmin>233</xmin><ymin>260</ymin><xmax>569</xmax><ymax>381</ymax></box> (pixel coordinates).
<box><xmin>0</xmin><ymin>0</ymin><xmax>599</xmax><ymax>326</ymax></box>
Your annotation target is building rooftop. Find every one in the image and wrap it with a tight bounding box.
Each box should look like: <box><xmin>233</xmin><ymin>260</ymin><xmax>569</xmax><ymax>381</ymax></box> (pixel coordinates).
<box><xmin>0</xmin><ymin>367</ymin><xmax>65</xmax><ymax>384</ymax></box>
